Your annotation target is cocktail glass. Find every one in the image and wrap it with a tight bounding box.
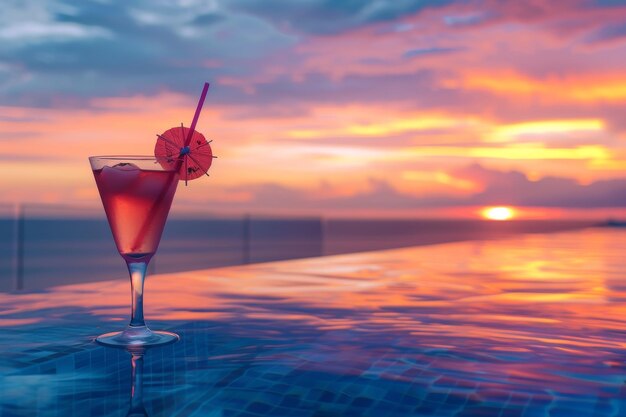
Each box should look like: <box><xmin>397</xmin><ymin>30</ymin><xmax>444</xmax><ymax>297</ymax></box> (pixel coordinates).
<box><xmin>89</xmin><ymin>155</ymin><xmax>180</xmax><ymax>347</ymax></box>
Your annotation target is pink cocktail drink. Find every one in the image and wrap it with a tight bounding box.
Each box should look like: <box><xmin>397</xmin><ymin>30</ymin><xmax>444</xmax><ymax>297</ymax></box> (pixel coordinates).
<box><xmin>89</xmin><ymin>156</ymin><xmax>180</xmax><ymax>347</ymax></box>
<box><xmin>93</xmin><ymin>165</ymin><xmax>178</xmax><ymax>261</ymax></box>
<box><xmin>89</xmin><ymin>82</ymin><xmax>213</xmax><ymax>348</ymax></box>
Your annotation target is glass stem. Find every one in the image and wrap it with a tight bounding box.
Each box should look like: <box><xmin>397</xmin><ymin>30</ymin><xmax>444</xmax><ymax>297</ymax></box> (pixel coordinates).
<box><xmin>128</xmin><ymin>261</ymin><xmax>148</xmax><ymax>328</ymax></box>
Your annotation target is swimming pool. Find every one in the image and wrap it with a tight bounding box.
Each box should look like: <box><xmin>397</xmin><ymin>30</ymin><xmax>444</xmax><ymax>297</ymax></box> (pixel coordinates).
<box><xmin>1</xmin><ymin>227</ymin><xmax>625</xmax><ymax>416</ymax></box>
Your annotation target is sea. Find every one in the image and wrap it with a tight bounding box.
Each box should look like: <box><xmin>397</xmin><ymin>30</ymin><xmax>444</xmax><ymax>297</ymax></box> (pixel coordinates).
<box><xmin>0</xmin><ymin>215</ymin><xmax>597</xmax><ymax>292</ymax></box>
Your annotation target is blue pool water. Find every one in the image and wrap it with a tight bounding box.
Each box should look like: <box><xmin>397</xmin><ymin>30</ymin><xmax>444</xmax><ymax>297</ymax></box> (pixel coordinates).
<box><xmin>1</xmin><ymin>227</ymin><xmax>626</xmax><ymax>416</ymax></box>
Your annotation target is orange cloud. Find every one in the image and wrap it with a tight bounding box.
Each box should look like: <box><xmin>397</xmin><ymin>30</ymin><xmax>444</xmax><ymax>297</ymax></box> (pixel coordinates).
<box><xmin>402</xmin><ymin>170</ymin><xmax>480</xmax><ymax>193</ymax></box>
<box><xmin>463</xmin><ymin>72</ymin><xmax>626</xmax><ymax>103</ymax></box>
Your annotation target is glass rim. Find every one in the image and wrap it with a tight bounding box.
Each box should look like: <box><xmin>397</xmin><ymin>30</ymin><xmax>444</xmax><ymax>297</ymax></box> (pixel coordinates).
<box><xmin>89</xmin><ymin>155</ymin><xmax>180</xmax><ymax>172</ymax></box>
<box><xmin>89</xmin><ymin>155</ymin><xmax>167</xmax><ymax>161</ymax></box>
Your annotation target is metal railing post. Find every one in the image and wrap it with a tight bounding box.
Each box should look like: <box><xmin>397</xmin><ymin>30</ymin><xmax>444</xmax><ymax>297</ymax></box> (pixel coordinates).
<box><xmin>242</xmin><ymin>213</ymin><xmax>251</xmax><ymax>264</ymax></box>
<box><xmin>149</xmin><ymin>256</ymin><xmax>157</xmax><ymax>275</ymax></box>
<box><xmin>13</xmin><ymin>203</ymin><xmax>24</xmax><ymax>290</ymax></box>
<box><xmin>320</xmin><ymin>216</ymin><xmax>326</xmax><ymax>257</ymax></box>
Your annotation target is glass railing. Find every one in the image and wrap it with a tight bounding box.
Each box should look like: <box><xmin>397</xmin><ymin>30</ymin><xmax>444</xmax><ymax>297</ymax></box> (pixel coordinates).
<box><xmin>0</xmin><ymin>204</ymin><xmax>327</xmax><ymax>291</ymax></box>
<box><xmin>0</xmin><ymin>203</ymin><xmax>596</xmax><ymax>291</ymax></box>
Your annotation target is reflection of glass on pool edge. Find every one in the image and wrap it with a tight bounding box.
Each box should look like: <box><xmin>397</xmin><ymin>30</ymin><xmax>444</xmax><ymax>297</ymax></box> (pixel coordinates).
<box><xmin>126</xmin><ymin>346</ymin><xmax>149</xmax><ymax>417</ymax></box>
<box><xmin>109</xmin><ymin>347</ymin><xmax>144</xmax><ymax>417</ymax></box>
<box><xmin>97</xmin><ymin>337</ymin><xmax>179</xmax><ymax>417</ymax></box>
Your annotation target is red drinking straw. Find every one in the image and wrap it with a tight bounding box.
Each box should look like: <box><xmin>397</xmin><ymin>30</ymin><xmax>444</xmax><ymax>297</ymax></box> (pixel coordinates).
<box><xmin>133</xmin><ymin>83</ymin><xmax>210</xmax><ymax>251</ymax></box>
<box><xmin>184</xmin><ymin>82</ymin><xmax>210</xmax><ymax>148</ymax></box>
<box><xmin>175</xmin><ymin>82</ymin><xmax>209</xmax><ymax>184</ymax></box>
<box><xmin>165</xmin><ymin>81</ymin><xmax>210</xmax><ymax>180</ymax></box>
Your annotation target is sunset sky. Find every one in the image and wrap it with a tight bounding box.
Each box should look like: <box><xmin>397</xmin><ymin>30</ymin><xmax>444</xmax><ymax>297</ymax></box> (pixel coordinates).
<box><xmin>1</xmin><ymin>0</ymin><xmax>626</xmax><ymax>218</ymax></box>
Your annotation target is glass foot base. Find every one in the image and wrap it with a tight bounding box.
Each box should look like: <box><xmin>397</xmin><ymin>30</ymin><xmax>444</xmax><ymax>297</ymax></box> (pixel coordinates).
<box><xmin>96</xmin><ymin>325</ymin><xmax>179</xmax><ymax>348</ymax></box>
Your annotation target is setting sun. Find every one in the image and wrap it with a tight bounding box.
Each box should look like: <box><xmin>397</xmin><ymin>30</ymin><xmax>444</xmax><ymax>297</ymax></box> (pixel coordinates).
<box><xmin>482</xmin><ymin>206</ymin><xmax>516</xmax><ymax>221</ymax></box>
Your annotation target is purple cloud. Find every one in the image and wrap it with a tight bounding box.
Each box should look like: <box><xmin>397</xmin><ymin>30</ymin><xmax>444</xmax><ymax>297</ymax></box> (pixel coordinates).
<box><xmin>454</xmin><ymin>164</ymin><xmax>626</xmax><ymax>208</ymax></box>
<box><xmin>585</xmin><ymin>22</ymin><xmax>626</xmax><ymax>43</ymax></box>
<box><xmin>216</xmin><ymin>164</ymin><xmax>626</xmax><ymax>210</ymax></box>
<box><xmin>3</xmin><ymin>0</ymin><xmax>625</xmax><ymax>109</ymax></box>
